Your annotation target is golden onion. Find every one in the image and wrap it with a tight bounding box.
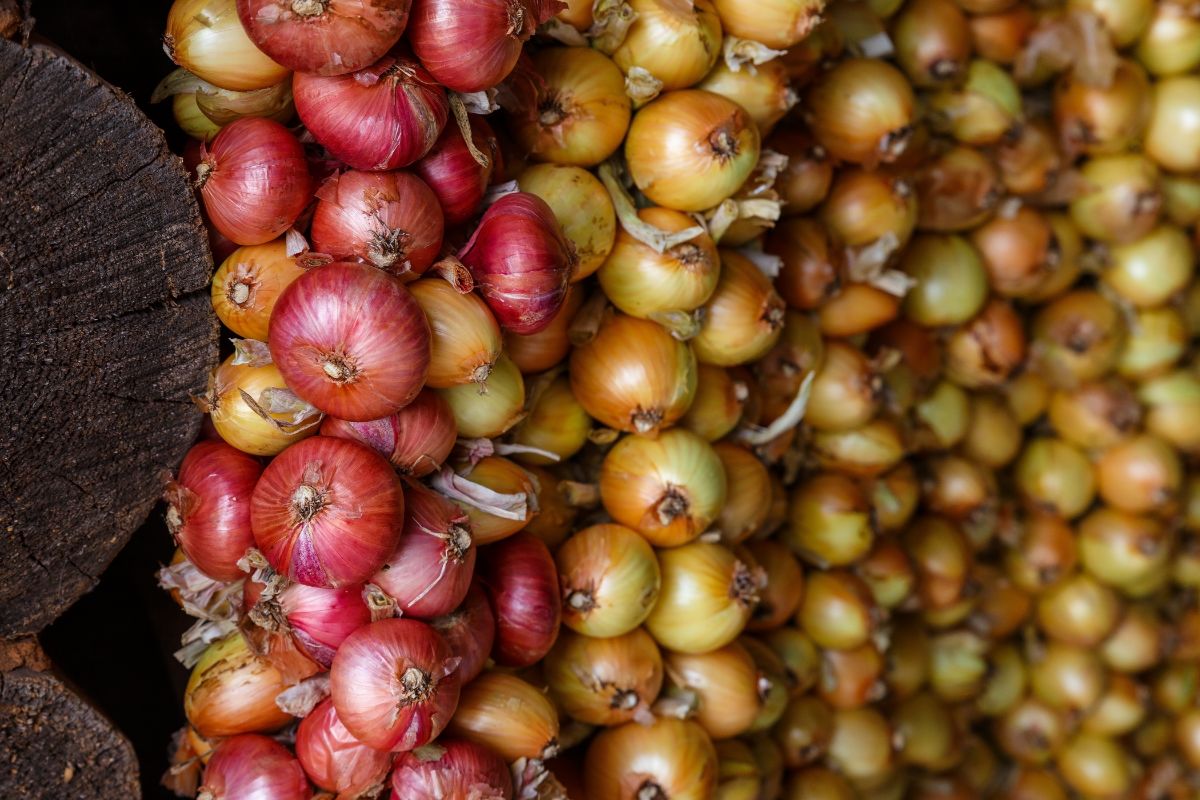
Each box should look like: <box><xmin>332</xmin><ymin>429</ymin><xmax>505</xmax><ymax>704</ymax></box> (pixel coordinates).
<box><xmin>447</xmin><ymin>671</ymin><xmax>560</xmax><ymax>762</ymax></box>
<box><xmin>612</xmin><ymin>0</ymin><xmax>724</xmax><ymax>91</ymax></box>
<box><xmin>697</xmin><ymin>58</ymin><xmax>797</xmax><ymax>137</ymax></box>
<box><xmin>164</xmin><ymin>0</ymin><xmax>289</xmax><ymax>91</ymax></box>
<box><xmin>409</xmin><ymin>277</ymin><xmax>503</xmax><ymax>389</ymax></box>
<box><xmin>510</xmin><ymin>374</ymin><xmax>592</xmax><ymax>466</ymax></box>
<box><xmin>711</xmin><ymin>0</ymin><xmax>825</xmax><ymax>49</ymax></box>
<box><xmin>692</xmin><ymin>250</ymin><xmax>785</xmax><ymax>367</ymax></box>
<box><xmin>646</xmin><ymin>541</ymin><xmax>759</xmax><ymax>653</ymax></box>
<box><xmin>437</xmin><ymin>354</ymin><xmax>524</xmax><ymax>439</ymax></box>
<box><xmin>585</xmin><ymin>718</ymin><xmax>718</xmax><ymax>800</ymax></box>
<box><xmin>557</xmin><ymin>523</ymin><xmax>662</xmax><ymax>638</ymax></box>
<box><xmin>210</xmin><ymin>239</ymin><xmax>305</xmax><ymax>341</ymax></box>
<box><xmin>545</xmin><ymin>628</ymin><xmax>663</xmax><ymax>726</ymax></box>
<box><xmin>199</xmin><ymin>354</ymin><xmax>319</xmax><ymax>456</ymax></box>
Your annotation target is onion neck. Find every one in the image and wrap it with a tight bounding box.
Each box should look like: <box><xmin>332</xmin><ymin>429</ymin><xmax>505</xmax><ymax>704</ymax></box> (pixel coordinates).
<box><xmin>538</xmin><ymin>94</ymin><xmax>569</xmax><ymax>128</ymax></box>
<box><xmin>655</xmin><ymin>486</ymin><xmax>689</xmax><ymax>526</ymax></box>
<box><xmin>506</xmin><ymin>0</ymin><xmax>527</xmax><ymax>37</ymax></box>
<box><xmin>879</xmin><ymin>126</ymin><xmax>914</xmax><ymax>162</ymax></box>
<box><xmin>228</xmin><ymin>278</ymin><xmax>253</xmax><ymax>308</ymax></box>
<box><xmin>291</xmin><ymin>0</ymin><xmax>330</xmax><ymax>16</ymax></box>
<box><xmin>446</xmin><ymin>525</ymin><xmax>472</xmax><ymax>561</ymax></box>
<box><xmin>730</xmin><ymin>560</ymin><xmax>760</xmax><ymax>607</ymax></box>
<box><xmin>632</xmin><ymin>406</ymin><xmax>664</xmax><ymax>435</ymax></box>
<box><xmin>709</xmin><ymin>126</ymin><xmax>740</xmax><ymax>163</ymax></box>
<box><xmin>194</xmin><ymin>160</ymin><xmax>214</xmax><ymax>190</ymax></box>
<box><xmin>636</xmin><ymin>781</ymin><xmax>668</xmax><ymax>800</ymax></box>
<box><xmin>368</xmin><ymin>227</ymin><xmax>412</xmax><ymax>271</ymax></box>
<box><xmin>612</xmin><ymin>689</ymin><xmax>640</xmax><ymax>710</ymax></box>
<box><xmin>565</xmin><ymin>588</ymin><xmax>597</xmax><ymax>613</ymax></box>
<box><xmin>290</xmin><ymin>482</ymin><xmax>328</xmax><ymax>523</ymax></box>
<box><xmin>321</xmin><ymin>352</ymin><xmax>359</xmax><ymax>384</ymax></box>
<box><xmin>471</xmin><ymin>362</ymin><xmax>494</xmax><ymax>385</ymax></box>
<box><xmin>670</xmin><ymin>242</ymin><xmax>707</xmax><ymax>269</ymax></box>
<box><xmin>398</xmin><ymin>666</ymin><xmax>433</xmax><ymax>704</ymax></box>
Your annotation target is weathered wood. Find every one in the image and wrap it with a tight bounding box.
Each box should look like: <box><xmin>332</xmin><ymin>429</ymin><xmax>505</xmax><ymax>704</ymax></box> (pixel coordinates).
<box><xmin>0</xmin><ymin>37</ymin><xmax>218</xmax><ymax>637</ymax></box>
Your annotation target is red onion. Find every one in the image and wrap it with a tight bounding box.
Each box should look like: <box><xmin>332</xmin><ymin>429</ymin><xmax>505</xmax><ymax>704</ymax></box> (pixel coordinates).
<box><xmin>373</xmin><ymin>482</ymin><xmax>477</xmax><ymax>619</ymax></box>
<box><xmin>413</xmin><ymin>114</ymin><xmax>499</xmax><ymax>225</ymax></box>
<box><xmin>310</xmin><ymin>170</ymin><xmax>444</xmax><ymax>277</ymax></box>
<box><xmin>269</xmin><ymin>261</ymin><xmax>431</xmax><ymax>420</ymax></box>
<box><xmin>459</xmin><ymin>192</ymin><xmax>576</xmax><ymax>334</ymax></box>
<box><xmin>197</xmin><ymin>118</ymin><xmax>312</xmax><ymax>246</ymax></box>
<box><xmin>237</xmin><ymin>0</ymin><xmax>413</xmax><ymax>76</ymax></box>
<box><xmin>320</xmin><ymin>389</ymin><xmax>456</xmax><ymax>476</ymax></box>
<box><xmin>407</xmin><ymin>0</ymin><xmax>563</xmax><ymax>92</ymax></box>
<box><xmin>243</xmin><ymin>577</ymin><xmax>372</xmax><ymax>667</ymax></box>
<box><xmin>389</xmin><ymin>738</ymin><xmax>513</xmax><ymax>800</ymax></box>
<box><xmin>295</xmin><ymin>698</ymin><xmax>394</xmax><ymax>796</ymax></box>
<box><xmin>480</xmin><ymin>531</ymin><xmax>561</xmax><ymax>667</ymax></box>
<box><xmin>164</xmin><ymin>441</ymin><xmax>262</xmax><ymax>582</ymax></box>
<box><xmin>197</xmin><ymin>734</ymin><xmax>311</xmax><ymax>800</ymax></box>
<box><xmin>430</xmin><ymin>581</ymin><xmax>495</xmax><ymax>683</ymax></box>
<box><xmin>251</xmin><ymin>436</ymin><xmax>404</xmax><ymax>587</ymax></box>
<box><xmin>330</xmin><ymin>618</ymin><xmax>462</xmax><ymax>751</ymax></box>
<box><xmin>293</xmin><ymin>50</ymin><xmax>448</xmax><ymax>171</ymax></box>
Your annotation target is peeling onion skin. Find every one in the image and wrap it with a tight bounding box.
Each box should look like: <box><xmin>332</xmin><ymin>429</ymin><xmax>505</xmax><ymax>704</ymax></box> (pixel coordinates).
<box><xmin>389</xmin><ymin>738</ymin><xmax>514</xmax><ymax>800</ymax></box>
<box><xmin>294</xmin><ymin>698</ymin><xmax>392</xmax><ymax>796</ymax></box>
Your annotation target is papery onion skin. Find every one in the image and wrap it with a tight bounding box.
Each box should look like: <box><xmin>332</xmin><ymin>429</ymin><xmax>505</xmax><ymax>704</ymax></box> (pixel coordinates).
<box><xmin>211</xmin><ymin>239</ymin><xmax>306</xmax><ymax>340</ymax></box>
<box><xmin>518</xmin><ymin>164</ymin><xmax>617</xmax><ymax>281</ymax></box>
<box><xmin>243</xmin><ymin>576</ymin><xmax>372</xmax><ymax>668</ymax></box>
<box><xmin>198</xmin><ymin>734</ymin><xmax>312</xmax><ymax>800</ymax></box>
<box><xmin>293</xmin><ymin>50</ymin><xmax>448</xmax><ymax>170</ymax></box>
<box><xmin>320</xmin><ymin>388</ymin><xmax>457</xmax><ymax>477</ymax></box>
<box><xmin>236</xmin><ymin>0</ymin><xmax>412</xmax><ymax>76</ymax></box>
<box><xmin>165</xmin><ymin>441</ymin><xmax>262</xmax><ymax>582</ymax></box>
<box><xmin>693</xmin><ymin>250</ymin><xmax>786</xmax><ymax>367</ymax></box>
<box><xmin>453</xmin><ymin>455</ymin><xmax>538</xmax><ymax>544</ymax></box>
<box><xmin>430</xmin><ymin>582</ymin><xmax>495</xmax><ymax>684</ymax></box>
<box><xmin>198</xmin><ymin>117</ymin><xmax>312</xmax><ymax>246</ymax></box>
<box><xmin>166</xmin><ymin>0</ymin><xmax>291</xmax><ymax>91</ymax></box>
<box><xmin>585</xmin><ymin>718</ymin><xmax>718</xmax><ymax>800</ymax></box>
<box><xmin>413</xmin><ymin>114</ymin><xmax>498</xmax><ymax>225</ymax></box>
<box><xmin>330</xmin><ymin>618</ymin><xmax>461</xmax><ymax>752</ymax></box>
<box><xmin>269</xmin><ymin>261</ymin><xmax>431</xmax><ymax>421</ymax></box>
<box><xmin>295</xmin><ymin>698</ymin><xmax>393</xmax><ymax>797</ymax></box>
<box><xmin>185</xmin><ymin>633</ymin><xmax>294</xmax><ymax>739</ymax></box>
<box><xmin>459</xmin><ymin>192</ymin><xmax>576</xmax><ymax>335</ymax></box>
<box><xmin>251</xmin><ymin>436</ymin><xmax>404</xmax><ymax>587</ymax></box>
<box><xmin>204</xmin><ymin>355</ymin><xmax>319</xmax><ymax>456</ymax></box>
<box><xmin>409</xmin><ymin>277</ymin><xmax>503</xmax><ymax>388</ymax></box>
<box><xmin>612</xmin><ymin>0</ymin><xmax>724</xmax><ymax>91</ymax></box>
<box><xmin>446</xmin><ymin>671</ymin><xmax>561</xmax><ymax>762</ymax></box>
<box><xmin>310</xmin><ymin>170</ymin><xmax>444</xmax><ymax>277</ymax></box>
<box><xmin>545</xmin><ymin>627</ymin><xmax>664</xmax><ymax>727</ymax></box>
<box><xmin>480</xmin><ymin>531</ymin><xmax>562</xmax><ymax>666</ymax></box>
<box><xmin>389</xmin><ymin>738</ymin><xmax>514</xmax><ymax>800</ymax></box>
<box><xmin>645</xmin><ymin>541</ymin><xmax>758</xmax><ymax>654</ymax></box>
<box><xmin>556</xmin><ymin>523</ymin><xmax>662</xmax><ymax>638</ymax></box>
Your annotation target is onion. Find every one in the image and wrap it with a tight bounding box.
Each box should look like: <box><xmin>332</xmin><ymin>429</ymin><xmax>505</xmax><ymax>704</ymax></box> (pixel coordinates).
<box><xmin>211</xmin><ymin>240</ymin><xmax>306</xmax><ymax>340</ymax></box>
<box><xmin>746</xmin><ymin>540</ymin><xmax>804</xmax><ymax>631</ymax></box>
<box><xmin>820</xmin><ymin>167</ymin><xmax>918</xmax><ymax>254</ymax></box>
<box><xmin>413</xmin><ymin>114</ymin><xmax>498</xmax><ymax>225</ymax></box>
<box><xmin>390</xmin><ymin>739</ymin><xmax>514</xmax><ymax>800</ymax></box>
<box><xmin>1103</xmin><ymin>224</ymin><xmax>1192</xmax><ymax>308</ymax></box>
<box><xmin>680</xmin><ymin>363</ymin><xmax>748</xmax><ymax>442</ymax></box>
<box><xmin>1054</xmin><ymin>58</ymin><xmax>1150</xmax><ymax>157</ymax></box>
<box><xmin>556</xmin><ymin>523</ymin><xmax>661</xmax><ymax>638</ymax></box>
<box><xmin>766</xmin><ymin>218</ymin><xmax>840</xmax><ymax>311</ymax></box>
<box><xmin>546</xmin><ymin>627</ymin><xmax>663</xmax><ymax>726</ymax></box>
<box><xmin>294</xmin><ymin>698</ymin><xmax>392</xmax><ymax>797</ymax></box>
<box><xmin>806</xmin><ymin>58</ymin><xmax>916</xmax><ymax>167</ymax></box>
<box><xmin>197</xmin><ymin>734</ymin><xmax>311</xmax><ymax>800</ymax></box>
<box><xmin>693</xmin><ymin>250</ymin><xmax>786</xmax><ymax>367</ymax></box>
<box><xmin>269</xmin><ymin>262</ymin><xmax>431</xmax><ymax>421</ymax></box>
<box><xmin>165</xmin><ymin>0</ymin><xmax>290</xmax><ymax>91</ymax></box>
<box><xmin>585</xmin><ymin>718</ymin><xmax>717</xmax><ymax>800</ymax></box>
<box><xmin>236</xmin><ymin>0</ymin><xmax>412</xmax><ymax>76</ymax></box>
<box><xmin>517</xmin><ymin>164</ymin><xmax>617</xmax><ymax>281</ymax></box>
<box><xmin>504</xmin><ymin>283</ymin><xmax>582</xmax><ymax>374</ymax></box>
<box><xmin>697</xmin><ymin>58</ymin><xmax>797</xmax><ymax>137</ymax></box>
<box><xmin>817</xmin><ymin>284</ymin><xmax>902</xmax><ymax>338</ymax></box>
<box><xmin>913</xmin><ymin>145</ymin><xmax>1001</xmax><ymax>233</ymax></box>
<box><xmin>480</xmin><ymin>531</ymin><xmax>561</xmax><ymax>666</ymax></box>
<box><xmin>196</xmin><ymin>118</ymin><xmax>312</xmax><ymax>246</ymax></box>
<box><xmin>438</xmin><ymin>354</ymin><xmax>525</xmax><ymax>438</ymax></box>
<box><xmin>1068</xmin><ymin>154</ymin><xmax>1162</xmax><ymax>244</ymax></box>
<box><xmin>521</xmin><ymin>464</ymin><xmax>579</xmax><ymax>550</ymax></box>
<box><xmin>646</xmin><ymin>541</ymin><xmax>758</xmax><ymax>654</ymax></box>
<box><xmin>929</xmin><ymin>59</ymin><xmax>1022</xmax><ymax>146</ymax></box>
<box><xmin>185</xmin><ymin>633</ymin><xmax>293</xmax><ymax>738</ymax></box>
<box><xmin>293</xmin><ymin>49</ymin><xmax>448</xmax><ymax>170</ymax></box>
<box><xmin>665</xmin><ymin>641</ymin><xmax>764</xmax><ymax>739</ymax></box>
<box><xmin>243</xmin><ymin>575</ymin><xmax>372</xmax><ymax>668</ymax></box>
<box><xmin>330</xmin><ymin>618</ymin><xmax>461</xmax><ymax>751</ymax></box>
<box><xmin>511</xmin><ymin>373</ymin><xmax>591</xmax><ymax>465</ymax></box>
<box><xmin>612</xmin><ymin>0</ymin><xmax>723</xmax><ymax>91</ymax></box>
<box><xmin>893</xmin><ymin>0</ymin><xmax>971</xmax><ymax>86</ymax></box>
<box><xmin>625</xmin><ymin>89</ymin><xmax>761</xmax><ymax>212</ymax></box>
<box><xmin>600</xmin><ymin>429</ymin><xmax>727</xmax><ymax>548</ymax></box>
<box><xmin>173</xmin><ymin>92</ymin><xmax>224</xmax><ymax>141</ymax></box>
<box><xmin>900</xmin><ymin>234</ymin><xmax>990</xmax><ymax>327</ymax></box>
<box><xmin>373</xmin><ymin>482</ymin><xmax>476</xmax><ymax>619</ymax></box>
<box><xmin>199</xmin><ymin>354</ymin><xmax>320</xmax><ymax>457</ymax></box>
<box><xmin>1031</xmin><ymin>289</ymin><xmax>1126</xmax><ymax>386</ymax></box>
<box><xmin>1135</xmin><ymin>1</ymin><xmax>1200</xmax><ymax>76</ymax></box>
<box><xmin>310</xmin><ymin>170</ymin><xmax>443</xmax><ymax>277</ymax></box>
<box><xmin>430</xmin><ymin>582</ymin><xmax>495</xmax><ymax>684</ymax></box>
<box><xmin>409</xmin><ymin>277</ymin><xmax>502</xmax><ymax>388</ymax></box>
<box><xmin>251</xmin><ymin>436</ymin><xmax>404</xmax><ymax>587</ymax></box>
<box><xmin>447</xmin><ymin>455</ymin><xmax>537</xmax><ymax>544</ymax></box>
<box><xmin>712</xmin><ymin>442</ymin><xmax>771</xmax><ymax>545</ymax></box>
<box><xmin>164</xmin><ymin>441</ymin><xmax>262</xmax><ymax>582</ymax></box>
<box><xmin>569</xmin><ymin>312</ymin><xmax>698</xmax><ymax>436</ymax></box>
<box><xmin>447</xmin><ymin>671</ymin><xmax>561</xmax><ymax>762</ymax></box>
<box><xmin>787</xmin><ymin>471</ymin><xmax>875</xmax><ymax>571</ymax></box>
<box><xmin>320</xmin><ymin>388</ymin><xmax>456</xmax><ymax>477</ymax></box>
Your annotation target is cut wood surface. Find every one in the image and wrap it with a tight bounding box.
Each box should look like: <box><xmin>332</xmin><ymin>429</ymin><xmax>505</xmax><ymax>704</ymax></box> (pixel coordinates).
<box><xmin>0</xmin><ymin>36</ymin><xmax>217</xmax><ymax>637</ymax></box>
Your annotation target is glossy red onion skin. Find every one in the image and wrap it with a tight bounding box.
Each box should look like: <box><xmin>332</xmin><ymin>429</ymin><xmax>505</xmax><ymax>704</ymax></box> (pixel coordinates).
<box><xmin>430</xmin><ymin>582</ymin><xmax>495</xmax><ymax>684</ymax></box>
<box><xmin>199</xmin><ymin>118</ymin><xmax>313</xmax><ymax>246</ymax></box>
<box><xmin>310</xmin><ymin>170</ymin><xmax>444</xmax><ymax>277</ymax></box>
<box><xmin>330</xmin><ymin>618</ymin><xmax>462</xmax><ymax>752</ymax></box>
<box><xmin>295</xmin><ymin>698</ymin><xmax>394</xmax><ymax>796</ymax></box>
<box><xmin>413</xmin><ymin>115</ymin><xmax>498</xmax><ymax>225</ymax></box>
<box><xmin>373</xmin><ymin>483</ymin><xmax>477</xmax><ymax>619</ymax></box>
<box><xmin>407</xmin><ymin>0</ymin><xmax>556</xmax><ymax>92</ymax></box>
<box><xmin>243</xmin><ymin>578</ymin><xmax>372</xmax><ymax>667</ymax></box>
<box><xmin>293</xmin><ymin>51</ymin><xmax>448</xmax><ymax>171</ymax></box>
<box><xmin>199</xmin><ymin>734</ymin><xmax>312</xmax><ymax>800</ymax></box>
<box><xmin>389</xmin><ymin>738</ymin><xmax>513</xmax><ymax>800</ymax></box>
<box><xmin>165</xmin><ymin>441</ymin><xmax>262</xmax><ymax>582</ymax></box>
<box><xmin>320</xmin><ymin>389</ymin><xmax>456</xmax><ymax>476</ymax></box>
<box><xmin>251</xmin><ymin>436</ymin><xmax>404</xmax><ymax>588</ymax></box>
<box><xmin>458</xmin><ymin>192</ymin><xmax>575</xmax><ymax>334</ymax></box>
<box><xmin>480</xmin><ymin>532</ymin><xmax>561</xmax><ymax>667</ymax></box>
<box><xmin>269</xmin><ymin>261</ymin><xmax>431</xmax><ymax>421</ymax></box>
<box><xmin>237</xmin><ymin>0</ymin><xmax>412</xmax><ymax>76</ymax></box>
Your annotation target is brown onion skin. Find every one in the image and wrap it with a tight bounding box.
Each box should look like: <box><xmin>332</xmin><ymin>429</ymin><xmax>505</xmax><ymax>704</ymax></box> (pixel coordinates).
<box><xmin>295</xmin><ymin>698</ymin><xmax>393</xmax><ymax>796</ymax></box>
<box><xmin>199</xmin><ymin>734</ymin><xmax>312</xmax><ymax>800</ymax></box>
<box><xmin>480</xmin><ymin>531</ymin><xmax>562</xmax><ymax>667</ymax></box>
<box><xmin>413</xmin><ymin>114</ymin><xmax>499</xmax><ymax>225</ymax></box>
<box><xmin>430</xmin><ymin>582</ymin><xmax>495</xmax><ymax>684</ymax></box>
<box><xmin>389</xmin><ymin>738</ymin><xmax>513</xmax><ymax>800</ymax></box>
<box><xmin>320</xmin><ymin>389</ymin><xmax>456</xmax><ymax>477</ymax></box>
<box><xmin>236</xmin><ymin>0</ymin><xmax>412</xmax><ymax>76</ymax></box>
<box><xmin>459</xmin><ymin>192</ymin><xmax>576</xmax><ymax>334</ymax></box>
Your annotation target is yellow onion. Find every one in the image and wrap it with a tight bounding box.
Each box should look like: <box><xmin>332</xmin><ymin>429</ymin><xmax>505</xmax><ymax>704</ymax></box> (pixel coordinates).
<box><xmin>817</xmin><ymin>641</ymin><xmax>886</xmax><ymax>710</ymax></box>
<box><xmin>1079</xmin><ymin>507</ymin><xmax>1172</xmax><ymax>589</ymax></box>
<box><xmin>438</xmin><ymin>354</ymin><xmax>524</xmax><ymax>438</ymax></box>
<box><xmin>786</xmin><ymin>472</ymin><xmax>875</xmax><ymax>568</ymax></box>
<box><xmin>1163</xmin><ymin>173</ymin><xmax>1200</xmax><ymax>227</ymax></box>
<box><xmin>995</xmin><ymin>119</ymin><xmax>1063</xmax><ymax>196</ymax></box>
<box><xmin>1014</xmin><ymin>437</ymin><xmax>1096</xmax><ymax>519</ymax></box>
<box><xmin>517</xmin><ymin>164</ymin><xmax>616</xmax><ymax>281</ymax></box>
<box><xmin>820</xmin><ymin>168</ymin><xmax>918</xmax><ymax>251</ymax></box>
<box><xmin>452</xmin><ymin>455</ymin><xmax>537</xmax><ymax>545</ymax></box>
<box><xmin>763</xmin><ymin>629</ymin><xmax>821</xmax><ymax>697</ymax></box>
<box><xmin>164</xmin><ymin>0</ymin><xmax>289</xmax><ymax>91</ymax></box>
<box><xmin>557</xmin><ymin>523</ymin><xmax>662</xmax><ymax>638</ymax></box>
<box><xmin>783</xmin><ymin>767</ymin><xmax>855</xmax><ymax>800</ymax></box>
<box><xmin>1069</xmin><ymin>0</ymin><xmax>1152</xmax><ymax>45</ymax></box>
<box><xmin>892</xmin><ymin>0</ymin><xmax>971</xmax><ymax>87</ymax></box>
<box><xmin>767</xmin><ymin>127</ymin><xmax>836</xmax><ymax>217</ymax></box>
<box><xmin>900</xmin><ymin>234</ymin><xmax>989</xmax><ymax>327</ymax></box>
<box><xmin>154</xmin><ymin>68</ymin><xmax>294</xmax><ymax>131</ymax></box>
<box><xmin>1138</xmin><ymin>369</ymin><xmax>1200</xmax><ymax>455</ymax></box>
<box><xmin>1145</xmin><ymin>76</ymin><xmax>1200</xmax><ymax>173</ymax></box>
<box><xmin>173</xmin><ymin>92</ymin><xmax>222</xmax><ymax>141</ymax></box>
<box><xmin>505</xmin><ymin>285</ymin><xmax>583</xmax><ymax>375</ymax></box>
<box><xmin>818</xmin><ymin>284</ymin><xmax>902</xmax><ymax>338</ymax></box>
<box><xmin>826</xmin><ymin>707</ymin><xmax>896</xmax><ymax>787</ymax></box>
<box><xmin>1047</xmin><ymin>380</ymin><xmax>1141</xmax><ymax>451</ymax></box>
<box><xmin>556</xmin><ymin>0</ymin><xmax>594</xmax><ymax>29</ymax></box>
<box><xmin>1100</xmin><ymin>603</ymin><xmax>1165</xmax><ymax>673</ymax></box>
<box><xmin>1117</xmin><ymin>306</ymin><xmax>1188</xmax><ymax>380</ymax></box>
<box><xmin>198</xmin><ymin>354</ymin><xmax>319</xmax><ymax>456</ymax></box>
<box><xmin>929</xmin><ymin>59</ymin><xmax>1022</xmax><ymax>145</ymax></box>
<box><xmin>1054</xmin><ymin>58</ymin><xmax>1150</xmax><ymax>157</ymax></box>
<box><xmin>184</xmin><ymin>633</ymin><xmax>293</xmax><ymax>738</ymax></box>
<box><xmin>712</xmin><ymin>0</ymin><xmax>825</xmax><ymax>49</ymax></box>
<box><xmin>409</xmin><ymin>277</ymin><xmax>502</xmax><ymax>389</ymax></box>
<box><xmin>585</xmin><ymin>718</ymin><xmax>718</xmax><ymax>800</ymax></box>
<box><xmin>665</xmin><ymin>642</ymin><xmax>765</xmax><ymax>740</ymax></box>
<box><xmin>969</xmin><ymin>6</ymin><xmax>1037</xmax><ymax>65</ymax></box>
<box><xmin>646</xmin><ymin>541</ymin><xmax>759</xmax><ymax>653</ymax></box>
<box><xmin>598</xmin><ymin>207</ymin><xmax>720</xmax><ymax>322</ymax></box>
<box><xmin>805</xmin><ymin>341</ymin><xmax>880</xmax><ymax>432</ymax></box>
<box><xmin>697</xmin><ymin>59</ymin><xmax>797</xmax><ymax>137</ymax></box>
<box><xmin>869</xmin><ymin>462</ymin><xmax>921</xmax><ymax>534</ymax></box>
<box><xmin>1057</xmin><ymin>734</ymin><xmax>1132</xmax><ymax>799</ymax></box>
<box><xmin>1103</xmin><ymin>224</ymin><xmax>1192</xmax><ymax>308</ymax></box>
<box><xmin>767</xmin><ymin>217</ymin><xmax>841</xmax><ymax>311</ymax></box>
<box><xmin>914</xmin><ymin>145</ymin><xmax>1002</xmax><ymax>233</ymax></box>
<box><xmin>600</xmin><ymin>428</ymin><xmax>727</xmax><ymax>547</ymax></box>
<box><xmin>1069</xmin><ymin>154</ymin><xmax>1162</xmax><ymax>244</ymax></box>
<box><xmin>715</xmin><ymin>740</ymin><xmax>762</xmax><ymax>800</ymax></box>
<box><xmin>210</xmin><ymin>239</ymin><xmax>305</xmax><ymax>341</ymax></box>
<box><xmin>806</xmin><ymin>58</ymin><xmax>916</xmax><ymax>167</ymax></box>
<box><xmin>1036</xmin><ymin>571</ymin><xmax>1121</xmax><ymax>647</ymax></box>
<box><xmin>693</xmin><ymin>250</ymin><xmax>785</xmax><ymax>367</ymax></box>
<box><xmin>545</xmin><ymin>628</ymin><xmax>663</xmax><ymax>726</ymax></box>
<box><xmin>811</xmin><ymin>418</ymin><xmax>905</xmax><ymax>477</ymax></box>
<box><xmin>757</xmin><ymin>311</ymin><xmax>825</xmax><ymax>424</ymax></box>
<box><xmin>514</xmin><ymin>47</ymin><xmax>631</xmax><ymax>167</ymax></box>
<box><xmin>1031</xmin><ymin>290</ymin><xmax>1126</xmax><ymax>386</ymax></box>
<box><xmin>1135</xmin><ymin>1</ymin><xmax>1200</xmax><ymax>76</ymax></box>
<box><xmin>522</xmin><ymin>468</ymin><xmax>579</xmax><ymax>552</ymax></box>
<box><xmin>447</xmin><ymin>671</ymin><xmax>560</xmax><ymax>762</ymax></box>
<box><xmin>626</xmin><ymin>90</ymin><xmax>761</xmax><ymax>212</ymax></box>
<box><xmin>510</xmin><ymin>374</ymin><xmax>591</xmax><ymax>466</ymax></box>
<box><xmin>798</xmin><ymin>569</ymin><xmax>878</xmax><ymax>651</ymax></box>
<box><xmin>612</xmin><ymin>0</ymin><xmax>724</xmax><ymax>91</ymax></box>
<box><xmin>1093</xmin><ymin>434</ymin><xmax>1182</xmax><ymax>515</ymax></box>
<box><xmin>1082</xmin><ymin>674</ymin><xmax>1147</xmax><ymax>737</ymax></box>
<box><xmin>713</xmin><ymin>442</ymin><xmax>771</xmax><ymax>544</ymax></box>
<box><xmin>746</xmin><ymin>541</ymin><xmax>804</xmax><ymax>632</ymax></box>
<box><xmin>570</xmin><ymin>312</ymin><xmax>697</xmax><ymax>436</ymax></box>
<box><xmin>1028</xmin><ymin>641</ymin><xmax>1106</xmax><ymax>716</ymax></box>
<box><xmin>681</xmin><ymin>364</ymin><xmax>749</xmax><ymax>441</ymax></box>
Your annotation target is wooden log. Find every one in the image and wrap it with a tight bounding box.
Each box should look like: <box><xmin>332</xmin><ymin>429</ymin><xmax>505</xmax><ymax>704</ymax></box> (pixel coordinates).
<box><xmin>0</xmin><ymin>35</ymin><xmax>217</xmax><ymax>637</ymax></box>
